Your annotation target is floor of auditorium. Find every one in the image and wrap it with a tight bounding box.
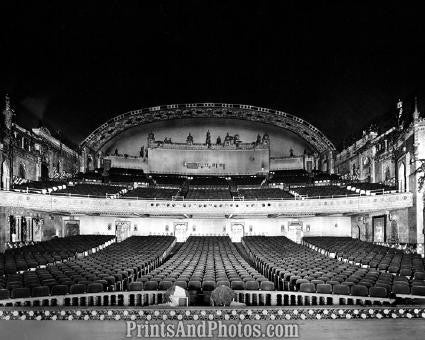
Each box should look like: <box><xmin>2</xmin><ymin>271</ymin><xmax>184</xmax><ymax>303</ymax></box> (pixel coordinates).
<box><xmin>1</xmin><ymin>318</ymin><xmax>423</xmax><ymax>340</ymax></box>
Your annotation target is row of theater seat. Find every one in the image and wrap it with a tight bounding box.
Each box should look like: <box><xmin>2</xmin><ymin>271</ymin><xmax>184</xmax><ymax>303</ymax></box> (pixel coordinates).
<box><xmin>0</xmin><ymin>236</ymin><xmax>175</xmax><ymax>300</ymax></box>
<box><xmin>242</xmin><ymin>236</ymin><xmax>425</xmax><ymax>298</ymax></box>
<box><xmin>291</xmin><ymin>185</ymin><xmax>354</xmax><ymax>198</ymax></box>
<box><xmin>304</xmin><ymin>237</ymin><xmax>425</xmax><ymax>279</ymax></box>
<box><xmin>129</xmin><ymin>236</ymin><xmax>274</xmax><ymax>305</ymax></box>
<box><xmin>0</xmin><ymin>235</ymin><xmax>114</xmax><ymax>275</ymax></box>
<box><xmin>52</xmin><ymin>183</ymin><xmax>125</xmax><ymax>197</ymax></box>
<box><xmin>238</xmin><ymin>188</ymin><xmax>293</xmax><ymax>200</ymax></box>
<box><xmin>124</xmin><ymin>187</ymin><xmax>180</xmax><ymax>199</ymax></box>
<box><xmin>185</xmin><ymin>188</ymin><xmax>232</xmax><ymax>200</ymax></box>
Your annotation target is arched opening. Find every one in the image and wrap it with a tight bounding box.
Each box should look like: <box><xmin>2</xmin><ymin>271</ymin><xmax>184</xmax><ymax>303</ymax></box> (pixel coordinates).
<box><xmin>41</xmin><ymin>162</ymin><xmax>49</xmax><ymax>181</ymax></box>
<box><xmin>18</xmin><ymin>163</ymin><xmax>26</xmax><ymax>179</ymax></box>
<box><xmin>1</xmin><ymin>160</ymin><xmax>10</xmax><ymax>190</ymax></box>
<box><xmin>398</xmin><ymin>162</ymin><xmax>406</xmax><ymax>192</ymax></box>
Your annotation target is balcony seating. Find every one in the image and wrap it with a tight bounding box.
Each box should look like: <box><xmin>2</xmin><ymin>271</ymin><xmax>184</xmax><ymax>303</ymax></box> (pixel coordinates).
<box><xmin>186</xmin><ymin>188</ymin><xmax>232</xmax><ymax>200</ymax></box>
<box><xmin>124</xmin><ymin>187</ymin><xmax>180</xmax><ymax>199</ymax></box>
<box><xmin>189</xmin><ymin>176</ymin><xmax>229</xmax><ymax>187</ymax></box>
<box><xmin>52</xmin><ymin>183</ymin><xmax>126</xmax><ymax>197</ymax></box>
<box><xmin>291</xmin><ymin>185</ymin><xmax>354</xmax><ymax>198</ymax></box>
<box><xmin>230</xmin><ymin>176</ymin><xmax>265</xmax><ymax>187</ymax></box>
<box><xmin>151</xmin><ymin>175</ymin><xmax>187</xmax><ymax>186</ymax></box>
<box><xmin>238</xmin><ymin>188</ymin><xmax>293</xmax><ymax>200</ymax></box>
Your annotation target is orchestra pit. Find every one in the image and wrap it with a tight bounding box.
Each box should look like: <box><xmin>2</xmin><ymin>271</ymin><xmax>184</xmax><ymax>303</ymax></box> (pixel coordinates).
<box><xmin>1</xmin><ymin>100</ymin><xmax>425</xmax><ymax>335</ymax></box>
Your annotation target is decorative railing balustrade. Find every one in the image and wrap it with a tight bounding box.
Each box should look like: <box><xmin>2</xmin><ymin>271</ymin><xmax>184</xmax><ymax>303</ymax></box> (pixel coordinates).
<box><xmin>0</xmin><ymin>290</ymin><xmax>398</xmax><ymax>308</ymax></box>
<box><xmin>0</xmin><ymin>190</ymin><xmax>413</xmax><ymax>216</ymax></box>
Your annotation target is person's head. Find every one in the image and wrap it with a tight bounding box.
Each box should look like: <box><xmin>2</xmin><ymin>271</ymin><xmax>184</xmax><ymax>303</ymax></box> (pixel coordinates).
<box><xmin>164</xmin><ymin>285</ymin><xmax>188</xmax><ymax>306</ymax></box>
<box><xmin>210</xmin><ymin>285</ymin><xmax>236</xmax><ymax>306</ymax></box>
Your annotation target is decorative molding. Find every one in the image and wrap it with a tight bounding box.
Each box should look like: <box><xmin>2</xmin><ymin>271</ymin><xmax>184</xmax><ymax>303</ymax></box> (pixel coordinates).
<box><xmin>0</xmin><ymin>191</ymin><xmax>413</xmax><ymax>216</ymax></box>
<box><xmin>80</xmin><ymin>103</ymin><xmax>336</xmax><ymax>154</ymax></box>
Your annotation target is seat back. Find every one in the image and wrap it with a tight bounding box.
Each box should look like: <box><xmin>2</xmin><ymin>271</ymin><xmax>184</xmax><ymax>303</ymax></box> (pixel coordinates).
<box><xmin>299</xmin><ymin>282</ymin><xmax>316</xmax><ymax>293</ymax></box>
<box><xmin>128</xmin><ymin>282</ymin><xmax>144</xmax><ymax>291</ymax></box>
<box><xmin>351</xmin><ymin>284</ymin><xmax>368</xmax><ymax>297</ymax></box>
<box><xmin>32</xmin><ymin>286</ymin><xmax>50</xmax><ymax>297</ymax></box>
<box><xmin>316</xmin><ymin>283</ymin><xmax>332</xmax><ymax>294</ymax></box>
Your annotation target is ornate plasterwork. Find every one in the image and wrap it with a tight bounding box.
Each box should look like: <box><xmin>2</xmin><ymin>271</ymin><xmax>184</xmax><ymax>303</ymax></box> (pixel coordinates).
<box><xmin>80</xmin><ymin>103</ymin><xmax>336</xmax><ymax>154</ymax></box>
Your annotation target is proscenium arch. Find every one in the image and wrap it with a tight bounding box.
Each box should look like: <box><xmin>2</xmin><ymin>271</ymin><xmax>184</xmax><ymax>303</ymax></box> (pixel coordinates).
<box><xmin>80</xmin><ymin>103</ymin><xmax>336</xmax><ymax>154</ymax></box>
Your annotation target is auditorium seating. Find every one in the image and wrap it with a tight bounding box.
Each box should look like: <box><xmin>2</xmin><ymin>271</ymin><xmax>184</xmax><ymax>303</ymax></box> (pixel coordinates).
<box><xmin>0</xmin><ymin>236</ymin><xmax>175</xmax><ymax>299</ymax></box>
<box><xmin>107</xmin><ymin>168</ymin><xmax>149</xmax><ymax>183</ymax></box>
<box><xmin>290</xmin><ymin>185</ymin><xmax>354</xmax><ymax>198</ymax></box>
<box><xmin>52</xmin><ymin>183</ymin><xmax>126</xmax><ymax>197</ymax></box>
<box><xmin>189</xmin><ymin>176</ymin><xmax>229</xmax><ymax>187</ymax></box>
<box><xmin>186</xmin><ymin>188</ymin><xmax>232</xmax><ymax>200</ymax></box>
<box><xmin>13</xmin><ymin>180</ymin><xmax>67</xmax><ymax>193</ymax></box>
<box><xmin>347</xmin><ymin>182</ymin><xmax>397</xmax><ymax>194</ymax></box>
<box><xmin>238</xmin><ymin>188</ymin><xmax>293</xmax><ymax>200</ymax></box>
<box><xmin>303</xmin><ymin>236</ymin><xmax>425</xmax><ymax>293</ymax></box>
<box><xmin>242</xmin><ymin>236</ymin><xmax>425</xmax><ymax>298</ymax></box>
<box><xmin>124</xmin><ymin>187</ymin><xmax>180</xmax><ymax>199</ymax></box>
<box><xmin>136</xmin><ymin>236</ymin><xmax>273</xmax><ymax>305</ymax></box>
<box><xmin>230</xmin><ymin>176</ymin><xmax>265</xmax><ymax>187</ymax></box>
<box><xmin>268</xmin><ymin>170</ymin><xmax>312</xmax><ymax>185</ymax></box>
<box><xmin>0</xmin><ymin>235</ymin><xmax>114</xmax><ymax>275</ymax></box>
<box><xmin>151</xmin><ymin>175</ymin><xmax>187</xmax><ymax>186</ymax></box>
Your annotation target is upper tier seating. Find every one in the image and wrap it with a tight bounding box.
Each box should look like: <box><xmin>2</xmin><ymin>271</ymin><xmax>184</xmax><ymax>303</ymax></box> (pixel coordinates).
<box><xmin>108</xmin><ymin>168</ymin><xmax>149</xmax><ymax>183</ymax></box>
<box><xmin>151</xmin><ymin>175</ymin><xmax>187</xmax><ymax>186</ymax></box>
<box><xmin>137</xmin><ymin>236</ymin><xmax>274</xmax><ymax>305</ymax></box>
<box><xmin>124</xmin><ymin>187</ymin><xmax>180</xmax><ymax>199</ymax></box>
<box><xmin>303</xmin><ymin>237</ymin><xmax>425</xmax><ymax>280</ymax></box>
<box><xmin>347</xmin><ymin>182</ymin><xmax>397</xmax><ymax>194</ymax></box>
<box><xmin>13</xmin><ymin>180</ymin><xmax>67</xmax><ymax>193</ymax></box>
<box><xmin>238</xmin><ymin>188</ymin><xmax>293</xmax><ymax>200</ymax></box>
<box><xmin>189</xmin><ymin>176</ymin><xmax>229</xmax><ymax>187</ymax></box>
<box><xmin>291</xmin><ymin>185</ymin><xmax>354</xmax><ymax>198</ymax></box>
<box><xmin>0</xmin><ymin>236</ymin><xmax>175</xmax><ymax>298</ymax></box>
<box><xmin>52</xmin><ymin>183</ymin><xmax>126</xmax><ymax>197</ymax></box>
<box><xmin>269</xmin><ymin>170</ymin><xmax>312</xmax><ymax>185</ymax></box>
<box><xmin>230</xmin><ymin>176</ymin><xmax>265</xmax><ymax>187</ymax></box>
<box><xmin>243</xmin><ymin>236</ymin><xmax>425</xmax><ymax>298</ymax></box>
<box><xmin>186</xmin><ymin>188</ymin><xmax>232</xmax><ymax>200</ymax></box>
<box><xmin>0</xmin><ymin>235</ymin><xmax>114</xmax><ymax>275</ymax></box>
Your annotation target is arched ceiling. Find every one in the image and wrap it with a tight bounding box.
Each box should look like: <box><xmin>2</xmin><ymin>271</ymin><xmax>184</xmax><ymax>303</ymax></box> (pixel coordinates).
<box><xmin>80</xmin><ymin>103</ymin><xmax>335</xmax><ymax>153</ymax></box>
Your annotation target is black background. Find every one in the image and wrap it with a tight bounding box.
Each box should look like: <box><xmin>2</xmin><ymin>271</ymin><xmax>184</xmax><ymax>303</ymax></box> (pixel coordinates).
<box><xmin>1</xmin><ymin>1</ymin><xmax>424</xmax><ymax>149</ymax></box>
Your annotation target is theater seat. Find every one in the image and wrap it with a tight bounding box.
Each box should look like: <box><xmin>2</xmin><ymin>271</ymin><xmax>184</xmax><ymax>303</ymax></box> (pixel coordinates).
<box><xmin>333</xmin><ymin>284</ymin><xmax>350</xmax><ymax>295</ymax></box>
<box><xmin>159</xmin><ymin>281</ymin><xmax>174</xmax><ymax>290</ymax></box>
<box><xmin>245</xmin><ymin>280</ymin><xmax>260</xmax><ymax>290</ymax></box>
<box><xmin>0</xmin><ymin>289</ymin><xmax>10</xmax><ymax>300</ymax></box>
<box><xmin>369</xmin><ymin>286</ymin><xmax>387</xmax><ymax>298</ymax></box>
<box><xmin>351</xmin><ymin>285</ymin><xmax>368</xmax><ymax>297</ymax></box>
<box><xmin>411</xmin><ymin>286</ymin><xmax>425</xmax><ymax>296</ymax></box>
<box><xmin>260</xmin><ymin>281</ymin><xmax>274</xmax><ymax>291</ymax></box>
<box><xmin>70</xmin><ymin>284</ymin><xmax>86</xmax><ymax>294</ymax></box>
<box><xmin>32</xmin><ymin>286</ymin><xmax>50</xmax><ymax>297</ymax></box>
<box><xmin>174</xmin><ymin>281</ymin><xmax>188</xmax><ymax>289</ymax></box>
<box><xmin>128</xmin><ymin>282</ymin><xmax>144</xmax><ymax>291</ymax></box>
<box><xmin>51</xmin><ymin>285</ymin><xmax>68</xmax><ymax>295</ymax></box>
<box><xmin>144</xmin><ymin>281</ymin><xmax>158</xmax><ymax>290</ymax></box>
<box><xmin>12</xmin><ymin>287</ymin><xmax>30</xmax><ymax>299</ymax></box>
<box><xmin>392</xmin><ymin>284</ymin><xmax>410</xmax><ymax>295</ymax></box>
<box><xmin>299</xmin><ymin>282</ymin><xmax>316</xmax><ymax>293</ymax></box>
<box><xmin>87</xmin><ymin>283</ymin><xmax>103</xmax><ymax>293</ymax></box>
<box><xmin>231</xmin><ymin>281</ymin><xmax>245</xmax><ymax>290</ymax></box>
<box><xmin>316</xmin><ymin>283</ymin><xmax>332</xmax><ymax>294</ymax></box>
<box><xmin>202</xmin><ymin>281</ymin><xmax>216</xmax><ymax>292</ymax></box>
